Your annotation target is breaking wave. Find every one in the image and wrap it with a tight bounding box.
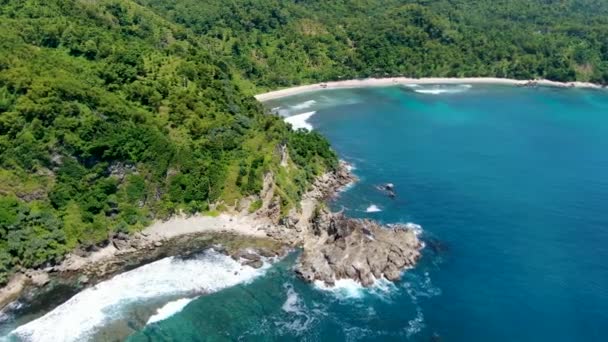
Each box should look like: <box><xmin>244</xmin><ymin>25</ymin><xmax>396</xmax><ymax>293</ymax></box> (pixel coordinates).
<box><xmin>274</xmin><ymin>283</ymin><xmax>322</xmax><ymax>335</ymax></box>
<box><xmin>146</xmin><ymin>297</ymin><xmax>196</xmax><ymax>325</ymax></box>
<box><xmin>365</xmin><ymin>204</ymin><xmax>382</xmax><ymax>213</ymax></box>
<box><xmin>313</xmin><ymin>277</ymin><xmax>397</xmax><ymax>302</ymax></box>
<box><xmin>414</xmin><ymin>84</ymin><xmax>472</xmax><ymax>95</ymax></box>
<box><xmin>290</xmin><ymin>100</ymin><xmax>317</xmax><ymax>110</ymax></box>
<box><xmin>7</xmin><ymin>250</ymin><xmax>268</xmax><ymax>342</ymax></box>
<box><xmin>284</xmin><ymin>111</ymin><xmax>316</xmax><ymax>131</ymax></box>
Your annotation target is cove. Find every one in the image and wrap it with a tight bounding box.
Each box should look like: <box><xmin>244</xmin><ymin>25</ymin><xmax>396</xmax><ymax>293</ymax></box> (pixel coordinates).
<box><xmin>17</xmin><ymin>84</ymin><xmax>608</xmax><ymax>341</ymax></box>
<box><xmin>135</xmin><ymin>84</ymin><xmax>608</xmax><ymax>341</ymax></box>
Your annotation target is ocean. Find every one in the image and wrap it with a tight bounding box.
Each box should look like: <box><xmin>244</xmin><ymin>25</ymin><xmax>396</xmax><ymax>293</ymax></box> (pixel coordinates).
<box><xmin>3</xmin><ymin>84</ymin><xmax>608</xmax><ymax>341</ymax></box>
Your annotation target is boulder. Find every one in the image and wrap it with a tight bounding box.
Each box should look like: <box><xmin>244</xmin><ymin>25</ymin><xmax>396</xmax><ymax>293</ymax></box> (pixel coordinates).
<box><xmin>243</xmin><ymin>260</ymin><xmax>264</xmax><ymax>269</ymax></box>
<box><xmin>295</xmin><ymin>211</ymin><xmax>421</xmax><ymax>287</ymax></box>
<box><xmin>27</xmin><ymin>270</ymin><xmax>50</xmax><ymax>287</ymax></box>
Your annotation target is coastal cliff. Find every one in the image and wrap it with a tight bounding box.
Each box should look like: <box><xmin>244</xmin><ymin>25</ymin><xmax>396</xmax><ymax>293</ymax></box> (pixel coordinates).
<box><xmin>260</xmin><ymin>161</ymin><xmax>423</xmax><ymax>287</ymax></box>
<box><xmin>1</xmin><ymin>161</ymin><xmax>423</xmax><ymax>310</ymax></box>
<box><xmin>297</xmin><ymin>213</ymin><xmax>422</xmax><ymax>287</ymax></box>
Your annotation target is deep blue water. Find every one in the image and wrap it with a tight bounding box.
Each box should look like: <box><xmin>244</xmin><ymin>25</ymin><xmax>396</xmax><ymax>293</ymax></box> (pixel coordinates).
<box><xmin>131</xmin><ymin>85</ymin><xmax>608</xmax><ymax>341</ymax></box>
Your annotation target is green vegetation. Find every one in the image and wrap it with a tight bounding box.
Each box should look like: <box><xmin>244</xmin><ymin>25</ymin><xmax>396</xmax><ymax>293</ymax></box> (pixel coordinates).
<box><xmin>138</xmin><ymin>0</ymin><xmax>608</xmax><ymax>87</ymax></box>
<box><xmin>2</xmin><ymin>0</ymin><xmax>608</xmax><ymax>283</ymax></box>
<box><xmin>0</xmin><ymin>0</ymin><xmax>336</xmax><ymax>283</ymax></box>
<box><xmin>248</xmin><ymin>199</ymin><xmax>263</xmax><ymax>214</ymax></box>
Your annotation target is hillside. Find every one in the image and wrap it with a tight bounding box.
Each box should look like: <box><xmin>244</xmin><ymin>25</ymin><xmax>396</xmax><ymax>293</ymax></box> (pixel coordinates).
<box><xmin>1</xmin><ymin>0</ymin><xmax>607</xmax><ymax>284</ymax></box>
<box><xmin>0</xmin><ymin>0</ymin><xmax>337</xmax><ymax>284</ymax></box>
<box><xmin>138</xmin><ymin>0</ymin><xmax>608</xmax><ymax>89</ymax></box>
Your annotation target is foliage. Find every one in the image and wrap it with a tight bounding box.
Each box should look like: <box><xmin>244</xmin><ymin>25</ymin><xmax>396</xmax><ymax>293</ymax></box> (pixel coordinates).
<box><xmin>138</xmin><ymin>0</ymin><xmax>608</xmax><ymax>87</ymax></box>
<box><xmin>248</xmin><ymin>199</ymin><xmax>263</xmax><ymax>214</ymax></box>
<box><xmin>0</xmin><ymin>0</ymin><xmax>336</xmax><ymax>284</ymax></box>
<box><xmin>2</xmin><ymin>0</ymin><xmax>607</xmax><ymax>284</ymax></box>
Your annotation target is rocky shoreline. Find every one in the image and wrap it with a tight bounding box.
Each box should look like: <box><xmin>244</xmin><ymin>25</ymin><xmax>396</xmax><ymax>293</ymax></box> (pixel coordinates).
<box><xmin>0</xmin><ymin>161</ymin><xmax>423</xmax><ymax>313</ymax></box>
<box><xmin>296</xmin><ymin>213</ymin><xmax>422</xmax><ymax>286</ymax></box>
<box><xmin>258</xmin><ymin>161</ymin><xmax>423</xmax><ymax>287</ymax></box>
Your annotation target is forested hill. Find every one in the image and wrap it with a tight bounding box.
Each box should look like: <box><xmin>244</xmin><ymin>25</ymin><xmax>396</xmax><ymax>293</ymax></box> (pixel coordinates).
<box><xmin>137</xmin><ymin>0</ymin><xmax>608</xmax><ymax>90</ymax></box>
<box><xmin>0</xmin><ymin>0</ymin><xmax>607</xmax><ymax>284</ymax></box>
<box><xmin>0</xmin><ymin>0</ymin><xmax>336</xmax><ymax>284</ymax></box>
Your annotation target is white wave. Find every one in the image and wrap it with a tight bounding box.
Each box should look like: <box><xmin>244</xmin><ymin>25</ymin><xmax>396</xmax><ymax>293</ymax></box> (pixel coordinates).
<box><xmin>146</xmin><ymin>297</ymin><xmax>195</xmax><ymax>325</ymax></box>
<box><xmin>8</xmin><ymin>250</ymin><xmax>268</xmax><ymax>342</ymax></box>
<box><xmin>343</xmin><ymin>162</ymin><xmax>356</xmax><ymax>172</ymax></box>
<box><xmin>0</xmin><ymin>301</ymin><xmax>23</xmax><ymax>324</ymax></box>
<box><xmin>281</xmin><ymin>285</ymin><xmax>302</xmax><ymax>314</ymax></box>
<box><xmin>404</xmin><ymin>222</ymin><xmax>423</xmax><ymax>236</ymax></box>
<box><xmin>405</xmin><ymin>309</ymin><xmax>425</xmax><ymax>338</ymax></box>
<box><xmin>314</xmin><ymin>279</ymin><xmax>365</xmax><ymax>299</ymax></box>
<box><xmin>290</xmin><ymin>100</ymin><xmax>316</xmax><ymax>110</ymax></box>
<box><xmin>284</xmin><ymin>111</ymin><xmax>316</xmax><ymax>131</ymax></box>
<box><xmin>414</xmin><ymin>84</ymin><xmax>472</xmax><ymax>95</ymax></box>
<box><xmin>275</xmin><ymin>284</ymin><xmax>319</xmax><ymax>335</ymax></box>
<box><xmin>314</xmin><ymin>277</ymin><xmax>398</xmax><ymax>301</ymax></box>
<box><xmin>365</xmin><ymin>204</ymin><xmax>382</xmax><ymax>213</ymax></box>
<box><xmin>277</xmin><ymin>108</ymin><xmax>291</xmax><ymax>117</ymax></box>
<box><xmin>338</xmin><ymin>183</ymin><xmax>355</xmax><ymax>193</ymax></box>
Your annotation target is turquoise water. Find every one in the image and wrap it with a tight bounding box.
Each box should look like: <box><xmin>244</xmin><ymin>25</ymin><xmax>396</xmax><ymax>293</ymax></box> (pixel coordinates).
<box><xmin>111</xmin><ymin>85</ymin><xmax>608</xmax><ymax>340</ymax></box>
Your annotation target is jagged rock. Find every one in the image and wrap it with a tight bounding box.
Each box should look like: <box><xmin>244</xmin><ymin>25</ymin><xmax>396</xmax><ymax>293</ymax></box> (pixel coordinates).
<box><xmin>237</xmin><ymin>251</ymin><xmax>261</xmax><ymax>261</ymax></box>
<box><xmin>115</xmin><ymin>232</ymin><xmax>129</xmax><ymax>240</ymax></box>
<box><xmin>27</xmin><ymin>271</ymin><xmax>50</xmax><ymax>287</ymax></box>
<box><xmin>78</xmin><ymin>275</ymin><xmax>89</xmax><ymax>284</ymax></box>
<box><xmin>376</xmin><ymin>183</ymin><xmax>396</xmax><ymax>198</ymax></box>
<box><xmin>243</xmin><ymin>259</ymin><xmax>264</xmax><ymax>269</ymax></box>
<box><xmin>257</xmin><ymin>248</ymin><xmax>276</xmax><ymax>258</ymax></box>
<box><xmin>296</xmin><ymin>211</ymin><xmax>421</xmax><ymax>287</ymax></box>
<box><xmin>112</xmin><ymin>239</ymin><xmax>129</xmax><ymax>251</ymax></box>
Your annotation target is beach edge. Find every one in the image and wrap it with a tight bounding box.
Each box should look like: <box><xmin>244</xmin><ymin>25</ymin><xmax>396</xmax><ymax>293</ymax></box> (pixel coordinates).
<box><xmin>254</xmin><ymin>77</ymin><xmax>606</xmax><ymax>101</ymax></box>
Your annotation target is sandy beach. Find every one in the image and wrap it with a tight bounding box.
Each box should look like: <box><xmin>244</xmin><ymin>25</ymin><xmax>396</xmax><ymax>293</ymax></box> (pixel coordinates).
<box><xmin>255</xmin><ymin>77</ymin><xmax>605</xmax><ymax>101</ymax></box>
<box><xmin>142</xmin><ymin>213</ymin><xmax>268</xmax><ymax>240</ymax></box>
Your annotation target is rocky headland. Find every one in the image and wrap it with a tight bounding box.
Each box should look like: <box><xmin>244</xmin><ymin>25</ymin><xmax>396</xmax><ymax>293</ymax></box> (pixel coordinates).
<box><xmin>296</xmin><ymin>213</ymin><xmax>422</xmax><ymax>286</ymax></box>
<box><xmin>0</xmin><ymin>161</ymin><xmax>423</xmax><ymax>311</ymax></box>
<box><xmin>261</xmin><ymin>161</ymin><xmax>423</xmax><ymax>287</ymax></box>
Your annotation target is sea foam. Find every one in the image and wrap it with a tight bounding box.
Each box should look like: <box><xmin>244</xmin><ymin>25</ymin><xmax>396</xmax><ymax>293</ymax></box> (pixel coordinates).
<box><xmin>275</xmin><ymin>283</ymin><xmax>320</xmax><ymax>335</ymax></box>
<box><xmin>313</xmin><ymin>277</ymin><xmax>397</xmax><ymax>301</ymax></box>
<box><xmin>366</xmin><ymin>204</ymin><xmax>382</xmax><ymax>213</ymax></box>
<box><xmin>414</xmin><ymin>84</ymin><xmax>472</xmax><ymax>95</ymax></box>
<box><xmin>146</xmin><ymin>297</ymin><xmax>196</xmax><ymax>325</ymax></box>
<box><xmin>284</xmin><ymin>111</ymin><xmax>316</xmax><ymax>131</ymax></box>
<box><xmin>8</xmin><ymin>250</ymin><xmax>268</xmax><ymax>342</ymax></box>
<box><xmin>290</xmin><ymin>100</ymin><xmax>316</xmax><ymax>110</ymax></box>
<box><xmin>281</xmin><ymin>285</ymin><xmax>302</xmax><ymax>314</ymax></box>
<box><xmin>314</xmin><ymin>279</ymin><xmax>365</xmax><ymax>299</ymax></box>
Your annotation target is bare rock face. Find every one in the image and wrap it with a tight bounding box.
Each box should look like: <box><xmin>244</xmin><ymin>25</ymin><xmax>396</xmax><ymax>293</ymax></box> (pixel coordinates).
<box><xmin>295</xmin><ymin>212</ymin><xmax>422</xmax><ymax>287</ymax></box>
<box><xmin>304</xmin><ymin>161</ymin><xmax>356</xmax><ymax>201</ymax></box>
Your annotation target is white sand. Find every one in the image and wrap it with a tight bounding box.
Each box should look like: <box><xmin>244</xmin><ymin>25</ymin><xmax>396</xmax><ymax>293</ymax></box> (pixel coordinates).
<box><xmin>142</xmin><ymin>213</ymin><xmax>268</xmax><ymax>241</ymax></box>
<box><xmin>53</xmin><ymin>213</ymin><xmax>268</xmax><ymax>275</ymax></box>
<box><xmin>255</xmin><ymin>77</ymin><xmax>604</xmax><ymax>101</ymax></box>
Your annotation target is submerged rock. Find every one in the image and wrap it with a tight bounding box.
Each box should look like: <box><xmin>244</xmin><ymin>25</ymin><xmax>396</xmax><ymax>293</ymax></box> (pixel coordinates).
<box><xmin>243</xmin><ymin>259</ymin><xmax>264</xmax><ymax>269</ymax></box>
<box><xmin>295</xmin><ymin>210</ymin><xmax>422</xmax><ymax>287</ymax></box>
<box><xmin>376</xmin><ymin>183</ymin><xmax>396</xmax><ymax>198</ymax></box>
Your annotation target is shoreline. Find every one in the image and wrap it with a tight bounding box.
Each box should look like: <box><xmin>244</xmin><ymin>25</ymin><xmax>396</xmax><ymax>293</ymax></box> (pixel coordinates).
<box><xmin>0</xmin><ymin>212</ymin><xmax>274</xmax><ymax>310</ymax></box>
<box><xmin>0</xmin><ymin>161</ymin><xmax>357</xmax><ymax>310</ymax></box>
<box><xmin>1</xmin><ymin>159</ymin><xmax>422</xmax><ymax>341</ymax></box>
<box><xmin>254</xmin><ymin>77</ymin><xmax>606</xmax><ymax>101</ymax></box>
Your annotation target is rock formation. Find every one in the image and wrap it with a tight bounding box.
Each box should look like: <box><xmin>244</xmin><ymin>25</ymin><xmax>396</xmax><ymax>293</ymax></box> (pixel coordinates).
<box><xmin>295</xmin><ymin>210</ymin><xmax>422</xmax><ymax>287</ymax></box>
<box><xmin>260</xmin><ymin>160</ymin><xmax>423</xmax><ymax>287</ymax></box>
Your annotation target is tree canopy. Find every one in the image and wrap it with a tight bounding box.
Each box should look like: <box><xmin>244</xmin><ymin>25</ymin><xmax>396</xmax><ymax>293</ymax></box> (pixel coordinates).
<box><xmin>0</xmin><ymin>0</ymin><xmax>337</xmax><ymax>284</ymax></box>
<box><xmin>138</xmin><ymin>0</ymin><xmax>608</xmax><ymax>88</ymax></box>
<box><xmin>1</xmin><ymin>0</ymin><xmax>607</xmax><ymax>283</ymax></box>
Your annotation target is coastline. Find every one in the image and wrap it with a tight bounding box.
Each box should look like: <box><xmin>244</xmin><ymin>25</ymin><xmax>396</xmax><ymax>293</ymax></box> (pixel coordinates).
<box><xmin>254</xmin><ymin>77</ymin><xmax>606</xmax><ymax>101</ymax></box>
<box><xmin>0</xmin><ymin>161</ymin><xmax>358</xmax><ymax>310</ymax></box>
